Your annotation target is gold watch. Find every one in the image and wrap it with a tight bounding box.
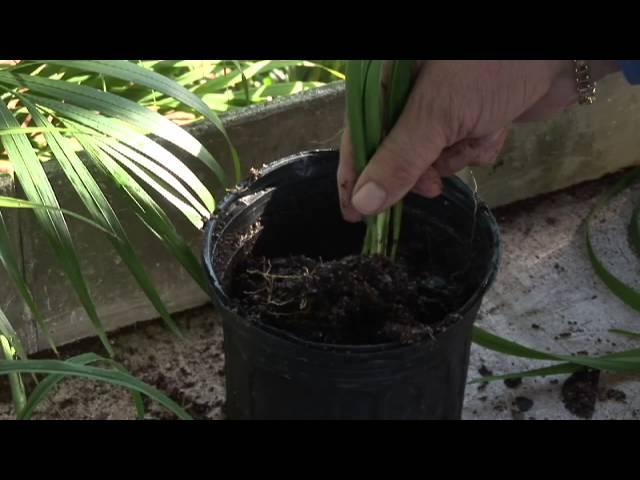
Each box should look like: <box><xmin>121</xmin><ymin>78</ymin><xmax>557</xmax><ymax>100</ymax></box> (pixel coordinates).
<box><xmin>574</xmin><ymin>60</ymin><xmax>597</xmax><ymax>105</ymax></box>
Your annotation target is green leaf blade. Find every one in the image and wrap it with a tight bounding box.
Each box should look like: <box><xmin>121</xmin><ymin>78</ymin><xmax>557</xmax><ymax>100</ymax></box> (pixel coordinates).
<box><xmin>0</xmin><ymin>358</ymin><xmax>190</xmax><ymax>419</ymax></box>
<box><xmin>0</xmin><ymin>99</ymin><xmax>113</xmax><ymax>356</ymax></box>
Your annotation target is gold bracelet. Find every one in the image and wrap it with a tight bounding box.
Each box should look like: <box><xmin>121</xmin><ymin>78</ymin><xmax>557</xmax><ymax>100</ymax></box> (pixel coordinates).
<box><xmin>574</xmin><ymin>60</ymin><xmax>597</xmax><ymax>105</ymax></box>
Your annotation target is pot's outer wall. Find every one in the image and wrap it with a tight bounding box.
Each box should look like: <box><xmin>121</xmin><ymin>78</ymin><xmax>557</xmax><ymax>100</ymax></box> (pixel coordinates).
<box><xmin>221</xmin><ymin>300</ymin><xmax>481</xmax><ymax>419</ymax></box>
<box><xmin>203</xmin><ymin>150</ymin><xmax>501</xmax><ymax>419</ymax></box>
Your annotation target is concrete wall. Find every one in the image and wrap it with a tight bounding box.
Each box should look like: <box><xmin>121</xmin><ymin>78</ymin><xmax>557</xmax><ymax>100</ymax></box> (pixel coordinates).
<box><xmin>0</xmin><ymin>174</ymin><xmax>36</xmax><ymax>351</ymax></box>
<box><xmin>465</xmin><ymin>73</ymin><xmax>640</xmax><ymax>206</ymax></box>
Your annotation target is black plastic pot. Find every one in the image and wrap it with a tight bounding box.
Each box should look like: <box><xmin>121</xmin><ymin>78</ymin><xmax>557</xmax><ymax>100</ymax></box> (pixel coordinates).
<box><xmin>203</xmin><ymin>149</ymin><xmax>500</xmax><ymax>419</ymax></box>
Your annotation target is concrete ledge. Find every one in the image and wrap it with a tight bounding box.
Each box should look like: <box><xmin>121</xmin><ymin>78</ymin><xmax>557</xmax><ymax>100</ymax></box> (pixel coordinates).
<box><xmin>0</xmin><ymin>174</ymin><xmax>35</xmax><ymax>351</ymax></box>
<box><xmin>5</xmin><ymin>73</ymin><xmax>640</xmax><ymax>353</ymax></box>
<box><xmin>466</xmin><ymin>73</ymin><xmax>640</xmax><ymax>207</ymax></box>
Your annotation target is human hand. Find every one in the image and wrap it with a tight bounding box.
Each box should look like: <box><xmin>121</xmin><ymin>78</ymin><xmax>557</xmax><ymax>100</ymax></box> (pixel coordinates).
<box><xmin>338</xmin><ymin>60</ymin><xmax>620</xmax><ymax>221</ymax></box>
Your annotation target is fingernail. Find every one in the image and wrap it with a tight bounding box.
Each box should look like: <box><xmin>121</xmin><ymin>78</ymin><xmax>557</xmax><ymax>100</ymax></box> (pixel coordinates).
<box><xmin>352</xmin><ymin>182</ymin><xmax>386</xmax><ymax>215</ymax></box>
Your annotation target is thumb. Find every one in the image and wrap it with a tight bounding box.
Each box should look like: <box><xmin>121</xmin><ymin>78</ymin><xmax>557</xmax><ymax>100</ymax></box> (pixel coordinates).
<box><xmin>350</xmin><ymin>100</ymin><xmax>448</xmax><ymax>216</ymax></box>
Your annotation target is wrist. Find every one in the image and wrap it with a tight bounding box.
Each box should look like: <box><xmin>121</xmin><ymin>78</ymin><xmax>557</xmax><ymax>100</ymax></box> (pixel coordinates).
<box><xmin>550</xmin><ymin>60</ymin><xmax>620</xmax><ymax>106</ymax></box>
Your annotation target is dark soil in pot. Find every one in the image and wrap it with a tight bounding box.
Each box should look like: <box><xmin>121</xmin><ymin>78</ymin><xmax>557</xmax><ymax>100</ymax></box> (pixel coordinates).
<box><xmin>231</xmin><ymin>222</ymin><xmax>477</xmax><ymax>346</ymax></box>
<box><xmin>232</xmin><ymin>253</ymin><xmax>462</xmax><ymax>345</ymax></box>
